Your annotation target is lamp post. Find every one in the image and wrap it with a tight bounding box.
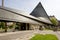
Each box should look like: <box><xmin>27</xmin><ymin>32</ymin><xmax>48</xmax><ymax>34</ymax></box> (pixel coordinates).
<box><xmin>2</xmin><ymin>0</ymin><xmax>4</xmax><ymax>8</ymax></box>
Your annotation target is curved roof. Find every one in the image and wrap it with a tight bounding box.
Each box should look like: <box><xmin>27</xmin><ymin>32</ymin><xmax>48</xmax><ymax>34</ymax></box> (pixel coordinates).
<box><xmin>0</xmin><ymin>6</ymin><xmax>52</xmax><ymax>25</ymax></box>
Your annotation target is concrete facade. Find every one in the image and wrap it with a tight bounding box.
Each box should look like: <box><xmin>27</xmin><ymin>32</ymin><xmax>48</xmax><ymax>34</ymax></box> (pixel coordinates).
<box><xmin>29</xmin><ymin>24</ymin><xmax>40</xmax><ymax>30</ymax></box>
<box><xmin>0</xmin><ymin>2</ymin><xmax>53</xmax><ymax>31</ymax></box>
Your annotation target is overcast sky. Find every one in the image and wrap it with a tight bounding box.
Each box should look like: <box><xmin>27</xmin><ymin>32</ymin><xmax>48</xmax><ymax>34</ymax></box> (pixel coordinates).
<box><xmin>0</xmin><ymin>0</ymin><xmax>60</xmax><ymax>20</ymax></box>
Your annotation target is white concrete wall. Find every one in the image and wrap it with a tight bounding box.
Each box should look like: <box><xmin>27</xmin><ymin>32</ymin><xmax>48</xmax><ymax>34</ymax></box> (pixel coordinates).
<box><xmin>30</xmin><ymin>24</ymin><xmax>40</xmax><ymax>30</ymax></box>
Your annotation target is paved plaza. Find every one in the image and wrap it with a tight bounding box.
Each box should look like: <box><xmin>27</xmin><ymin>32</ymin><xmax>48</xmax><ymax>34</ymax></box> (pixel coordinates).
<box><xmin>0</xmin><ymin>30</ymin><xmax>60</xmax><ymax>40</ymax></box>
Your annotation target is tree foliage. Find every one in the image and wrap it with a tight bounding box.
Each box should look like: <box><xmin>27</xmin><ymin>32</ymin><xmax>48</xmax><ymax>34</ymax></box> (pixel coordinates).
<box><xmin>0</xmin><ymin>22</ymin><xmax>5</xmax><ymax>29</ymax></box>
<box><xmin>50</xmin><ymin>17</ymin><xmax>58</xmax><ymax>26</ymax></box>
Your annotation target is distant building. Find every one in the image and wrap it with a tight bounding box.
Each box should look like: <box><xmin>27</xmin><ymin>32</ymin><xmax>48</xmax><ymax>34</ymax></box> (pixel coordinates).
<box><xmin>58</xmin><ymin>20</ymin><xmax>60</xmax><ymax>26</ymax></box>
<box><xmin>0</xmin><ymin>2</ymin><xmax>53</xmax><ymax>31</ymax></box>
<box><xmin>56</xmin><ymin>20</ymin><xmax>60</xmax><ymax>30</ymax></box>
<box><xmin>49</xmin><ymin>16</ymin><xmax>56</xmax><ymax>19</ymax></box>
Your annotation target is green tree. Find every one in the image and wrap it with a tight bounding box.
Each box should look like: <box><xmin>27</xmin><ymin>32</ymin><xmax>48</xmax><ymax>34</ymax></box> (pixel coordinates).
<box><xmin>50</xmin><ymin>17</ymin><xmax>58</xmax><ymax>26</ymax></box>
<box><xmin>0</xmin><ymin>22</ymin><xmax>8</xmax><ymax>32</ymax></box>
<box><xmin>0</xmin><ymin>22</ymin><xmax>5</xmax><ymax>29</ymax></box>
<box><xmin>50</xmin><ymin>16</ymin><xmax>58</xmax><ymax>31</ymax></box>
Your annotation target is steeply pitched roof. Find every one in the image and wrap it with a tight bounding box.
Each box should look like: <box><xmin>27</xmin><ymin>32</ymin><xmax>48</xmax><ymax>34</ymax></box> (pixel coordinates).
<box><xmin>30</xmin><ymin>2</ymin><xmax>49</xmax><ymax>18</ymax></box>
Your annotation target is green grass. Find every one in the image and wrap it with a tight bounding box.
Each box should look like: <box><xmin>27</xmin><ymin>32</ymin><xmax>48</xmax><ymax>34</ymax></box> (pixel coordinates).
<box><xmin>30</xmin><ymin>34</ymin><xmax>58</xmax><ymax>40</ymax></box>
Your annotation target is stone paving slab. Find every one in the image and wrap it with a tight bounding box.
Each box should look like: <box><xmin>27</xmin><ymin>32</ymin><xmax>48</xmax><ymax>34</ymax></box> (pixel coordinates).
<box><xmin>0</xmin><ymin>31</ymin><xmax>35</xmax><ymax>40</ymax></box>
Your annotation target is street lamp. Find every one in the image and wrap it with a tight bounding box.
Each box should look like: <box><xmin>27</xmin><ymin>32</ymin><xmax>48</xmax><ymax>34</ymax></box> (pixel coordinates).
<box><xmin>2</xmin><ymin>0</ymin><xmax>4</xmax><ymax>8</ymax></box>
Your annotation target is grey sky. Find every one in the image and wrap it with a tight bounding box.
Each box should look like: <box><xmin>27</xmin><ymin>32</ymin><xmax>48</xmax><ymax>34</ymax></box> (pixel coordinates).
<box><xmin>0</xmin><ymin>0</ymin><xmax>60</xmax><ymax>20</ymax></box>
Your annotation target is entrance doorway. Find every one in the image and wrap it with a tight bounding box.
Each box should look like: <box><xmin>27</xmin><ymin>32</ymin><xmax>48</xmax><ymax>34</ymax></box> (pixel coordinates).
<box><xmin>21</xmin><ymin>23</ymin><xmax>30</xmax><ymax>30</ymax></box>
<box><xmin>21</xmin><ymin>23</ymin><xmax>26</xmax><ymax>30</ymax></box>
<box><xmin>16</xmin><ymin>23</ymin><xmax>30</xmax><ymax>30</ymax></box>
